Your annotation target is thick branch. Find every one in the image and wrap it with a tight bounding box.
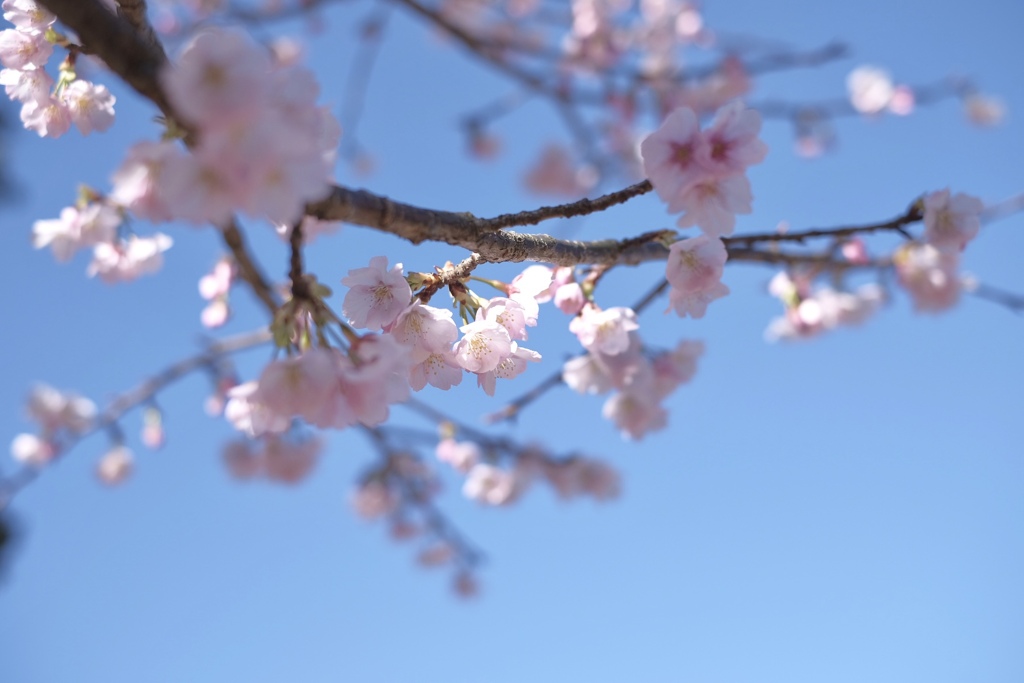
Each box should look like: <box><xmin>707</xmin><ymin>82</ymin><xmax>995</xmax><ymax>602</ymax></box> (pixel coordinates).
<box><xmin>307</xmin><ymin>185</ymin><xmax>669</xmax><ymax>266</ymax></box>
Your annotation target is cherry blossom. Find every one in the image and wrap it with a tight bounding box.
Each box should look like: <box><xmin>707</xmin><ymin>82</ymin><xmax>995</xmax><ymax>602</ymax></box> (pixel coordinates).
<box><xmin>601</xmin><ymin>389</ymin><xmax>667</xmax><ymax>440</ymax></box>
<box><xmin>435</xmin><ymin>439</ymin><xmax>480</xmax><ymax>473</ymax></box>
<box><xmin>475</xmin><ymin>343</ymin><xmax>541</xmax><ymax>396</ymax></box>
<box><xmin>25</xmin><ymin>384</ymin><xmax>96</xmax><ymax>434</ymax></box>
<box><xmin>922</xmin><ymin>189</ymin><xmax>983</xmax><ymax>252</ymax></box>
<box><xmin>524</xmin><ymin>144</ymin><xmax>594</xmax><ymax>197</ymax></box>
<box><xmin>0</xmin><ymin>27</ymin><xmax>50</xmax><ymax>69</ymax></box>
<box><xmin>408</xmin><ymin>349</ymin><xmax>463</xmax><ymax>391</ymax></box>
<box><xmin>847</xmin><ymin>65</ymin><xmax>894</xmax><ymax>115</ymax></box>
<box><xmin>110</xmin><ymin>141</ymin><xmax>178</xmax><ymax>222</ymax></box>
<box><xmin>263</xmin><ymin>434</ymin><xmax>321</xmax><ymax>484</ymax></box>
<box><xmin>351</xmin><ymin>479</ymin><xmax>398</xmax><ymax>519</ymax></box>
<box><xmin>342</xmin><ymin>256</ymin><xmax>412</xmax><ymax>331</ymax></box>
<box><xmin>32</xmin><ymin>202</ymin><xmax>121</xmax><ymax>262</ymax></box>
<box><xmin>696</xmin><ymin>101</ymin><xmax>768</xmax><ymax>177</ymax></box>
<box><xmin>569</xmin><ymin>304</ymin><xmax>639</xmax><ymax>356</ymax></box>
<box><xmin>224</xmin><ymin>381</ymin><xmax>290</xmax><ymax>437</ymax></box>
<box><xmin>671</xmin><ymin>173</ymin><xmax>753</xmax><ymax>237</ymax></box>
<box><xmin>222</xmin><ymin>440</ymin><xmax>263</xmax><ymax>480</ymax></box>
<box><xmin>20</xmin><ymin>95</ymin><xmax>71</xmax><ymax>138</ymax></box>
<box><xmin>2</xmin><ymin>0</ymin><xmax>55</xmax><ymax>31</ymax></box>
<box><xmin>61</xmin><ymin>80</ymin><xmax>116</xmax><ymax>135</ymax></box>
<box><xmin>87</xmin><ymin>234</ymin><xmax>173</xmax><ymax>283</ymax></box>
<box><xmin>463</xmin><ymin>463</ymin><xmax>523</xmax><ymax>506</ymax></box>
<box><xmin>10</xmin><ymin>432</ymin><xmax>54</xmax><ymax>466</ymax></box>
<box><xmin>640</xmin><ymin>106</ymin><xmax>704</xmax><ymax>204</ymax></box>
<box><xmin>895</xmin><ymin>243</ymin><xmax>962</xmax><ymax>313</ymax></box>
<box><xmin>253</xmin><ymin>348</ymin><xmax>340</xmax><ymax>425</ymax></box>
<box><xmin>390</xmin><ymin>301</ymin><xmax>459</xmax><ymax>352</ymax></box>
<box><xmin>454</xmin><ymin>319</ymin><xmax>513</xmax><ymax>373</ymax></box>
<box><xmin>96</xmin><ymin>445</ymin><xmax>133</xmax><ymax>486</ymax></box>
<box><xmin>161</xmin><ymin>28</ymin><xmax>271</xmax><ymax>126</ymax></box>
<box><xmin>481</xmin><ymin>297</ymin><xmax>531</xmax><ymax>341</ymax></box>
<box><xmin>963</xmin><ymin>94</ymin><xmax>1006</xmax><ymax>127</ymax></box>
<box><xmin>665</xmin><ymin>235</ymin><xmax>730</xmax><ymax>318</ymax></box>
<box><xmin>0</xmin><ymin>65</ymin><xmax>50</xmax><ymax>101</ymax></box>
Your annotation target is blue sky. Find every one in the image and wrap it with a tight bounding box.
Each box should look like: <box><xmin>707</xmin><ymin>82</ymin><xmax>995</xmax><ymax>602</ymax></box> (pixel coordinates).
<box><xmin>1</xmin><ymin>0</ymin><xmax>1023</xmax><ymax>681</ymax></box>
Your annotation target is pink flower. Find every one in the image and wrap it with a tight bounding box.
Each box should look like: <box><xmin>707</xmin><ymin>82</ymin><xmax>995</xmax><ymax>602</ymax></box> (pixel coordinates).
<box><xmin>25</xmin><ymin>384</ymin><xmax>96</xmax><ymax>434</ymax></box>
<box><xmin>32</xmin><ymin>203</ymin><xmax>121</xmax><ymax>262</ymax></box>
<box><xmin>665</xmin><ymin>235</ymin><xmax>730</xmax><ymax>318</ymax></box>
<box><xmin>435</xmin><ymin>438</ymin><xmax>480</xmax><ymax>473</ymax></box>
<box><xmin>339</xmin><ymin>334</ymin><xmax>413</xmax><ymax>426</ymax></box>
<box><xmin>263</xmin><ymin>434</ymin><xmax>321</xmax><ymax>484</ymax></box>
<box><xmin>341</xmin><ymin>256</ymin><xmax>412</xmax><ymax>330</ymax></box>
<box><xmin>554</xmin><ymin>281</ymin><xmax>586</xmax><ymax>315</ymax></box>
<box><xmin>390</xmin><ymin>301</ymin><xmax>458</xmax><ymax>352</ymax></box>
<box><xmin>475</xmin><ymin>343</ymin><xmax>541</xmax><ymax>396</ymax></box>
<box><xmin>672</xmin><ymin>173</ymin><xmax>752</xmax><ymax>237</ymax></box>
<box><xmin>562</xmin><ymin>353</ymin><xmax>615</xmax><ymax>395</ymax></box>
<box><xmin>922</xmin><ymin>189</ymin><xmax>983</xmax><ymax>252</ymax></box>
<box><xmin>0</xmin><ymin>27</ymin><xmax>51</xmax><ymax>69</ymax></box>
<box><xmin>96</xmin><ymin>445</ymin><xmax>133</xmax><ymax>486</ymax></box>
<box><xmin>463</xmin><ymin>463</ymin><xmax>524</xmax><ymax>506</ymax></box>
<box><xmin>508</xmin><ymin>264</ymin><xmax>555</xmax><ymax>302</ymax></box>
<box><xmin>0</xmin><ymin>66</ymin><xmax>51</xmax><ymax>102</ymax></box>
<box><xmin>481</xmin><ymin>297</ymin><xmax>530</xmax><ymax>341</ymax></box>
<box><xmin>895</xmin><ymin>243</ymin><xmax>961</xmax><ymax>313</ymax></box>
<box><xmin>602</xmin><ymin>390</ymin><xmax>668</xmax><ymax>440</ymax></box>
<box><xmin>157</xmin><ymin>149</ymin><xmax>238</xmax><ymax>225</ymax></box>
<box><xmin>110</xmin><ymin>141</ymin><xmax>179</xmax><ymax>222</ymax></box>
<box><xmin>847</xmin><ymin>65</ymin><xmax>894</xmax><ymax>115</ymax></box>
<box><xmin>20</xmin><ymin>95</ymin><xmax>70</xmax><ymax>138</ymax></box>
<box><xmin>641</xmin><ymin>106</ymin><xmax>704</xmax><ymax>205</ymax></box>
<box><xmin>254</xmin><ymin>348</ymin><xmax>340</xmax><ymax>425</ymax></box>
<box><xmin>409</xmin><ymin>349</ymin><xmax>463</xmax><ymax>391</ymax></box>
<box><xmin>963</xmin><ymin>94</ymin><xmax>1006</xmax><ymax>127</ymax></box>
<box><xmin>454</xmin><ymin>319</ymin><xmax>513</xmax><ymax>373</ymax></box>
<box><xmin>199</xmin><ymin>258</ymin><xmax>234</xmax><ymax>299</ymax></box>
<box><xmin>224</xmin><ymin>381</ymin><xmax>290</xmax><ymax>437</ymax></box>
<box><xmin>161</xmin><ymin>28</ymin><xmax>270</xmax><ymax>126</ymax></box>
<box><xmin>651</xmin><ymin>339</ymin><xmax>704</xmax><ymax>399</ymax></box>
<box><xmin>61</xmin><ymin>80</ymin><xmax>116</xmax><ymax>135</ymax></box>
<box><xmin>2</xmin><ymin>0</ymin><xmax>55</xmax><ymax>31</ymax></box>
<box><xmin>222</xmin><ymin>440</ymin><xmax>263</xmax><ymax>480</ymax></box>
<box><xmin>524</xmin><ymin>143</ymin><xmax>594</xmax><ymax>197</ymax></box>
<box><xmin>351</xmin><ymin>479</ymin><xmax>397</xmax><ymax>519</ymax></box>
<box><xmin>695</xmin><ymin>101</ymin><xmax>768</xmax><ymax>176</ymax></box>
<box><xmin>10</xmin><ymin>433</ymin><xmax>55</xmax><ymax>466</ymax></box>
<box><xmin>568</xmin><ymin>305</ymin><xmax>639</xmax><ymax>356</ymax></box>
<box><xmin>87</xmin><ymin>234</ymin><xmax>172</xmax><ymax>283</ymax></box>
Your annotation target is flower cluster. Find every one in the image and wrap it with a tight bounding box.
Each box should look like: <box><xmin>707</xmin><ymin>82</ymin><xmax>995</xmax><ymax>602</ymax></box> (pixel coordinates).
<box><xmin>129</xmin><ymin>27</ymin><xmax>341</xmax><ymax>226</ymax></box>
<box><xmin>664</xmin><ymin>234</ymin><xmax>729</xmax><ymax>318</ymax></box>
<box><xmin>641</xmin><ymin>102</ymin><xmax>767</xmax><ymax>237</ymax></box>
<box><xmin>764</xmin><ymin>271</ymin><xmax>885</xmax><ymax>342</ymax></box>
<box><xmin>436</xmin><ymin>438</ymin><xmax>620</xmax><ymax>506</ymax></box>
<box><xmin>222</xmin><ymin>433</ymin><xmax>322</xmax><ymax>484</ymax></box>
<box><xmin>10</xmin><ymin>384</ymin><xmax>96</xmax><ymax>467</ymax></box>
<box><xmin>198</xmin><ymin>258</ymin><xmax>235</xmax><ymax>328</ymax></box>
<box><xmin>0</xmin><ymin>0</ymin><xmax>115</xmax><ymax>138</ymax></box>
<box><xmin>894</xmin><ymin>243</ymin><xmax>963</xmax><ymax>313</ymax></box>
<box><xmin>564</xmin><ymin>337</ymin><xmax>704</xmax><ymax>439</ymax></box>
<box><xmin>32</xmin><ymin>193</ymin><xmax>173</xmax><ymax>283</ymax></box>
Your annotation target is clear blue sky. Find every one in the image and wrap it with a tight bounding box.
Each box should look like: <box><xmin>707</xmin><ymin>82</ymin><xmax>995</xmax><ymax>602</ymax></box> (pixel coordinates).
<box><xmin>1</xmin><ymin>1</ymin><xmax>1023</xmax><ymax>681</ymax></box>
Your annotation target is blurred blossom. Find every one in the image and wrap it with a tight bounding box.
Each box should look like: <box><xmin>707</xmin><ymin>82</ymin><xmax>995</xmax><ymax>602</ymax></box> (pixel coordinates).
<box><xmin>963</xmin><ymin>93</ymin><xmax>1006</xmax><ymax>127</ymax></box>
<box><xmin>96</xmin><ymin>445</ymin><xmax>133</xmax><ymax>486</ymax></box>
<box><xmin>847</xmin><ymin>65</ymin><xmax>894</xmax><ymax>114</ymax></box>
